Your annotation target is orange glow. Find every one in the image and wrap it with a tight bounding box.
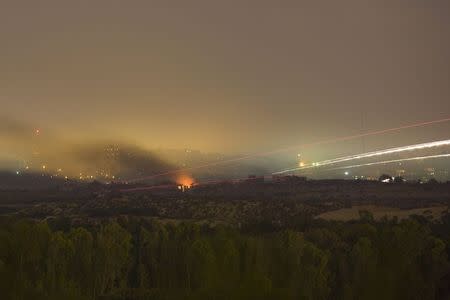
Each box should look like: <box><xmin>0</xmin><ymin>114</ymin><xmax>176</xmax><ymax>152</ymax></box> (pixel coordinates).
<box><xmin>176</xmin><ymin>174</ymin><xmax>195</xmax><ymax>187</ymax></box>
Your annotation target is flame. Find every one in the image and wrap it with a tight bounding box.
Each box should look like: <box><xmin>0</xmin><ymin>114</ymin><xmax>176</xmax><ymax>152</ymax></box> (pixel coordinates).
<box><xmin>176</xmin><ymin>174</ymin><xmax>195</xmax><ymax>187</ymax></box>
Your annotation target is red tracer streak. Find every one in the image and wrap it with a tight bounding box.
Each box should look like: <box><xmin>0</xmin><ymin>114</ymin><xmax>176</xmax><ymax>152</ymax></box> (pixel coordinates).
<box><xmin>127</xmin><ymin>117</ymin><xmax>450</xmax><ymax>183</ymax></box>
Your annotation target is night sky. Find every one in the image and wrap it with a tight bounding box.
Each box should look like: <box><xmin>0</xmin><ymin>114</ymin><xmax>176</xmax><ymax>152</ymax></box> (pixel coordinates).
<box><xmin>1</xmin><ymin>0</ymin><xmax>449</xmax><ymax>160</ymax></box>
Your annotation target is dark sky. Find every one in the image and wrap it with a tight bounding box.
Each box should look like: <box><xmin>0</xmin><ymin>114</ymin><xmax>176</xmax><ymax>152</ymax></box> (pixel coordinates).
<box><xmin>1</xmin><ymin>0</ymin><xmax>449</xmax><ymax>156</ymax></box>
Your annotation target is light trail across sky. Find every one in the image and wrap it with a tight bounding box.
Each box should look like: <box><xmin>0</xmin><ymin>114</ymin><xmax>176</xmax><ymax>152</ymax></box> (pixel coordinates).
<box><xmin>327</xmin><ymin>153</ymin><xmax>450</xmax><ymax>171</ymax></box>
<box><xmin>127</xmin><ymin>117</ymin><xmax>450</xmax><ymax>182</ymax></box>
<box><xmin>274</xmin><ymin>139</ymin><xmax>450</xmax><ymax>174</ymax></box>
<box><xmin>122</xmin><ymin>153</ymin><xmax>450</xmax><ymax>193</ymax></box>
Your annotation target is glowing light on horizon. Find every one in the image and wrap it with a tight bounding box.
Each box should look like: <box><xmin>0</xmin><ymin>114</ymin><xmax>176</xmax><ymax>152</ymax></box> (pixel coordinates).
<box><xmin>274</xmin><ymin>139</ymin><xmax>450</xmax><ymax>174</ymax></box>
<box><xmin>176</xmin><ymin>174</ymin><xmax>195</xmax><ymax>187</ymax></box>
<box><xmin>120</xmin><ymin>152</ymin><xmax>450</xmax><ymax>193</ymax></box>
<box><xmin>127</xmin><ymin>117</ymin><xmax>450</xmax><ymax>183</ymax></box>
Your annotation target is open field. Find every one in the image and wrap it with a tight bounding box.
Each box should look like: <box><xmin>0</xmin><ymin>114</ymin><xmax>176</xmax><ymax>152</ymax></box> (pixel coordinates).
<box><xmin>1</xmin><ymin>180</ymin><xmax>449</xmax><ymax>225</ymax></box>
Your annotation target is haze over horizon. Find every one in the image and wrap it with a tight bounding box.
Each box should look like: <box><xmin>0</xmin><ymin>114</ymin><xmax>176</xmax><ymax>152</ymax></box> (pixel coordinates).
<box><xmin>1</xmin><ymin>0</ymin><xmax>450</xmax><ymax>177</ymax></box>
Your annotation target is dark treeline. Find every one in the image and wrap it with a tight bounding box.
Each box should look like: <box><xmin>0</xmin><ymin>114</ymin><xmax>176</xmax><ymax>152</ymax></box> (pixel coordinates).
<box><xmin>1</xmin><ymin>213</ymin><xmax>450</xmax><ymax>300</ymax></box>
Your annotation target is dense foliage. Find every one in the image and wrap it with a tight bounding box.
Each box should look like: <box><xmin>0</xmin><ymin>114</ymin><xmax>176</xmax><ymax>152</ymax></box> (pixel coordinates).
<box><xmin>0</xmin><ymin>214</ymin><xmax>449</xmax><ymax>300</ymax></box>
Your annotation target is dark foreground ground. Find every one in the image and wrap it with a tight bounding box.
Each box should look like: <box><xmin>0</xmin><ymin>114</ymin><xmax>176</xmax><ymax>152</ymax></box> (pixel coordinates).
<box><xmin>1</xmin><ymin>178</ymin><xmax>449</xmax><ymax>226</ymax></box>
<box><xmin>0</xmin><ymin>179</ymin><xmax>449</xmax><ymax>299</ymax></box>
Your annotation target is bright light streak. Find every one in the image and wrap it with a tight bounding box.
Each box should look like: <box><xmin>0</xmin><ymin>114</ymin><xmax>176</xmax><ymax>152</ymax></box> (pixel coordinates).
<box><xmin>121</xmin><ymin>152</ymin><xmax>450</xmax><ymax>193</ymax></box>
<box><xmin>127</xmin><ymin>116</ymin><xmax>450</xmax><ymax>183</ymax></box>
<box><xmin>122</xmin><ymin>154</ymin><xmax>450</xmax><ymax>193</ymax></box>
<box><xmin>274</xmin><ymin>139</ymin><xmax>450</xmax><ymax>174</ymax></box>
<box><xmin>328</xmin><ymin>153</ymin><xmax>450</xmax><ymax>170</ymax></box>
